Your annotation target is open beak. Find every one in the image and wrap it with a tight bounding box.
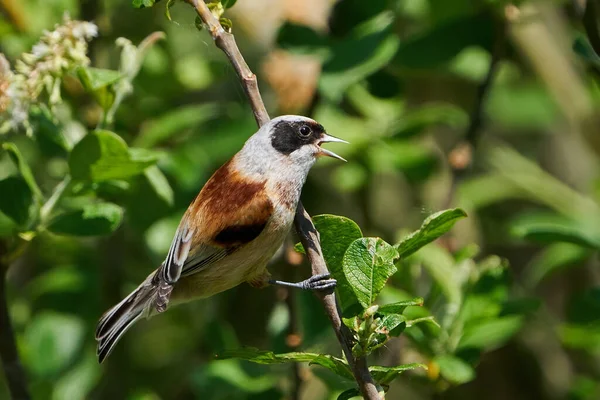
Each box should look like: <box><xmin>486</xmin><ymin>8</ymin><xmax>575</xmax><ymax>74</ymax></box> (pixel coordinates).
<box><xmin>317</xmin><ymin>134</ymin><xmax>349</xmax><ymax>162</ymax></box>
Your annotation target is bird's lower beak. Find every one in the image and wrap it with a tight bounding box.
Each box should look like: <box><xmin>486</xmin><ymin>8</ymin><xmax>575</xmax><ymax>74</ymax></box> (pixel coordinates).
<box><xmin>317</xmin><ymin>134</ymin><xmax>349</xmax><ymax>162</ymax></box>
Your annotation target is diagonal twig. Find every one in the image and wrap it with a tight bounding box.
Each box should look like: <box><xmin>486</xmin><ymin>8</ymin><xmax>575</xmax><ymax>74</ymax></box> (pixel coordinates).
<box><xmin>184</xmin><ymin>0</ymin><xmax>381</xmax><ymax>398</ymax></box>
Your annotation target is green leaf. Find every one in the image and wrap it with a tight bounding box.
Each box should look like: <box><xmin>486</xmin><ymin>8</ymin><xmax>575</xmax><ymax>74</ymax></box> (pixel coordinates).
<box><xmin>216</xmin><ymin>348</ymin><xmax>353</xmax><ymax>381</ymax></box>
<box><xmin>320</xmin><ymin>13</ymin><xmax>400</xmax><ymax>100</ymax></box>
<box><xmin>165</xmin><ymin>0</ymin><xmax>176</xmax><ymax>20</ymax></box>
<box><xmin>132</xmin><ymin>0</ymin><xmax>160</xmax><ymax>8</ymax></box>
<box><xmin>144</xmin><ymin>166</ymin><xmax>174</xmax><ymax>206</ymax></box>
<box><xmin>573</xmin><ymin>36</ymin><xmax>600</xmax><ymax>67</ymax></box>
<box><xmin>343</xmin><ymin>237</ymin><xmax>399</xmax><ymax>311</ymax></box>
<box><xmin>296</xmin><ymin>214</ymin><xmax>363</xmax><ymax>315</ymax></box>
<box><xmin>510</xmin><ymin>212</ymin><xmax>600</xmax><ymax>249</ymax></box>
<box><xmin>411</xmin><ymin>245</ymin><xmax>463</xmax><ymax>313</ymax></box>
<box><xmin>222</xmin><ymin>0</ymin><xmax>237</xmax><ymax>9</ymax></box>
<box><xmin>434</xmin><ymin>355</ymin><xmax>475</xmax><ymax>384</ymax></box>
<box><xmin>197</xmin><ymin>359</ymin><xmax>277</xmax><ymax>394</ymax></box>
<box><xmin>276</xmin><ymin>23</ymin><xmax>329</xmax><ymax>56</ymax></box>
<box><xmin>369</xmin><ymin>364</ymin><xmax>427</xmax><ymax>385</ymax></box>
<box><xmin>377</xmin><ymin>298</ymin><xmax>424</xmax><ymax>315</ymax></box>
<box><xmin>369</xmin><ymin>314</ymin><xmax>405</xmax><ymax>351</ymax></box>
<box><xmin>134</xmin><ymin>104</ymin><xmax>219</xmax><ymax>148</ymax></box>
<box><xmin>392</xmin><ymin>12</ymin><xmax>494</xmax><ymax>69</ymax></box>
<box><xmin>69</xmin><ymin>130</ymin><xmax>156</xmax><ymax>182</ymax></box>
<box><xmin>396</xmin><ymin>208</ymin><xmax>467</xmax><ymax>259</ymax></box>
<box><xmin>390</xmin><ymin>103</ymin><xmax>469</xmax><ymax>139</ymax></box>
<box><xmin>337</xmin><ymin>388</ymin><xmax>361</xmax><ymax>400</ymax></box>
<box><xmin>52</xmin><ymin>351</ymin><xmax>101</xmax><ymax>400</ymax></box>
<box><xmin>77</xmin><ymin>67</ymin><xmax>121</xmax><ymax>110</ymax></box>
<box><xmin>48</xmin><ymin>202</ymin><xmax>123</xmax><ymax>236</ymax></box>
<box><xmin>523</xmin><ymin>243</ymin><xmax>591</xmax><ymax>288</ymax></box>
<box><xmin>458</xmin><ymin>315</ymin><xmax>524</xmax><ymax>350</ymax></box>
<box><xmin>2</xmin><ymin>142</ymin><xmax>43</xmax><ymax>199</ymax></box>
<box><xmin>23</xmin><ymin>312</ymin><xmax>84</xmax><ymax>377</ymax></box>
<box><xmin>0</xmin><ymin>176</ymin><xmax>34</xmax><ymax>226</ymax></box>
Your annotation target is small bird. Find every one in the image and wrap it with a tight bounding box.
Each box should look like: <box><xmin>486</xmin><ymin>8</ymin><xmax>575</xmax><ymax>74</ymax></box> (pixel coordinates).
<box><xmin>95</xmin><ymin>115</ymin><xmax>347</xmax><ymax>362</ymax></box>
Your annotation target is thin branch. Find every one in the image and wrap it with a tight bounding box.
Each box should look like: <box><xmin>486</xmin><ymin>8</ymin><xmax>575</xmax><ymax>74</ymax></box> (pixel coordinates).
<box><xmin>184</xmin><ymin>0</ymin><xmax>380</xmax><ymax>398</ymax></box>
<box><xmin>188</xmin><ymin>0</ymin><xmax>268</xmax><ymax>126</ymax></box>
<box><xmin>294</xmin><ymin>205</ymin><xmax>381</xmax><ymax>399</ymax></box>
<box><xmin>0</xmin><ymin>242</ymin><xmax>31</xmax><ymax>400</ymax></box>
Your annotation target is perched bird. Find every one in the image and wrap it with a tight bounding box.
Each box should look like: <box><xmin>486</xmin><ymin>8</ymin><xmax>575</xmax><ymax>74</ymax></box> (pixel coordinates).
<box><xmin>95</xmin><ymin>115</ymin><xmax>347</xmax><ymax>362</ymax></box>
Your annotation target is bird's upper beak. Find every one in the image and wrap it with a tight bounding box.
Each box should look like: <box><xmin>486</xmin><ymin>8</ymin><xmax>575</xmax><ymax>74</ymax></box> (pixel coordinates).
<box><xmin>317</xmin><ymin>134</ymin><xmax>349</xmax><ymax>162</ymax></box>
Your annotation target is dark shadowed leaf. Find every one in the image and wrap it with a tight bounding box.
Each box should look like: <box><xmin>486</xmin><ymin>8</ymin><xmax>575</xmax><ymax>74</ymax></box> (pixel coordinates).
<box><xmin>2</xmin><ymin>142</ymin><xmax>42</xmax><ymax>199</ymax></box>
<box><xmin>0</xmin><ymin>176</ymin><xmax>34</xmax><ymax>226</ymax></box>
<box><xmin>69</xmin><ymin>130</ymin><xmax>156</xmax><ymax>182</ymax></box>
<box><xmin>337</xmin><ymin>388</ymin><xmax>361</xmax><ymax>400</ymax></box>
<box><xmin>369</xmin><ymin>364</ymin><xmax>427</xmax><ymax>385</ymax></box>
<box><xmin>48</xmin><ymin>202</ymin><xmax>123</xmax><ymax>236</ymax></box>
<box><xmin>276</xmin><ymin>23</ymin><xmax>328</xmax><ymax>55</ymax></box>
<box><xmin>343</xmin><ymin>237</ymin><xmax>399</xmax><ymax>310</ymax></box>
<box><xmin>434</xmin><ymin>354</ymin><xmax>475</xmax><ymax>384</ymax></box>
<box><xmin>216</xmin><ymin>348</ymin><xmax>353</xmax><ymax>381</ymax></box>
<box><xmin>222</xmin><ymin>0</ymin><xmax>237</xmax><ymax>8</ymax></box>
<box><xmin>396</xmin><ymin>208</ymin><xmax>467</xmax><ymax>258</ymax></box>
<box><xmin>573</xmin><ymin>36</ymin><xmax>600</xmax><ymax>66</ymax></box>
<box><xmin>320</xmin><ymin>13</ymin><xmax>400</xmax><ymax>100</ymax></box>
<box><xmin>392</xmin><ymin>12</ymin><xmax>494</xmax><ymax>69</ymax></box>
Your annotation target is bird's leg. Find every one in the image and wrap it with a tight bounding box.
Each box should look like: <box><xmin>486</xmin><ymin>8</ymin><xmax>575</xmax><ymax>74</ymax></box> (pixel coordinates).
<box><xmin>269</xmin><ymin>273</ymin><xmax>337</xmax><ymax>291</ymax></box>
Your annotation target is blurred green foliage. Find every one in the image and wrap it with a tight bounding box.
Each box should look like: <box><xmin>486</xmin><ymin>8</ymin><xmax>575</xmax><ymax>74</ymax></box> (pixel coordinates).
<box><xmin>2</xmin><ymin>0</ymin><xmax>600</xmax><ymax>399</ymax></box>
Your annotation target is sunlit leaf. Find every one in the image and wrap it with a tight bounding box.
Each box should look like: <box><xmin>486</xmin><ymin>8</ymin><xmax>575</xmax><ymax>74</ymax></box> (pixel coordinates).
<box><xmin>523</xmin><ymin>243</ymin><xmax>591</xmax><ymax>288</ymax></box>
<box><xmin>23</xmin><ymin>312</ymin><xmax>84</xmax><ymax>377</ymax></box>
<box><xmin>396</xmin><ymin>208</ymin><xmax>467</xmax><ymax>259</ymax></box>
<box><xmin>216</xmin><ymin>348</ymin><xmax>353</xmax><ymax>380</ymax></box>
<box><xmin>369</xmin><ymin>363</ymin><xmax>427</xmax><ymax>385</ymax></box>
<box><xmin>77</xmin><ymin>67</ymin><xmax>121</xmax><ymax>110</ymax></box>
<box><xmin>134</xmin><ymin>104</ymin><xmax>219</xmax><ymax>148</ymax></box>
<box><xmin>2</xmin><ymin>142</ymin><xmax>42</xmax><ymax>199</ymax></box>
<box><xmin>52</xmin><ymin>351</ymin><xmax>101</xmax><ymax>400</ymax></box>
<box><xmin>377</xmin><ymin>298</ymin><xmax>424</xmax><ymax>315</ymax></box>
<box><xmin>458</xmin><ymin>316</ymin><xmax>524</xmax><ymax>350</ymax></box>
<box><xmin>343</xmin><ymin>237</ymin><xmax>399</xmax><ymax>311</ymax></box>
<box><xmin>434</xmin><ymin>355</ymin><xmax>475</xmax><ymax>384</ymax></box>
<box><xmin>511</xmin><ymin>212</ymin><xmax>600</xmax><ymax>249</ymax></box>
<box><xmin>69</xmin><ymin>130</ymin><xmax>156</xmax><ymax>182</ymax></box>
<box><xmin>132</xmin><ymin>0</ymin><xmax>160</xmax><ymax>8</ymax></box>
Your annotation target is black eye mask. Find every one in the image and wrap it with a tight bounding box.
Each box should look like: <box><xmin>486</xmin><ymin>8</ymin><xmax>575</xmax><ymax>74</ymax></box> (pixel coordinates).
<box><xmin>271</xmin><ymin>120</ymin><xmax>325</xmax><ymax>155</ymax></box>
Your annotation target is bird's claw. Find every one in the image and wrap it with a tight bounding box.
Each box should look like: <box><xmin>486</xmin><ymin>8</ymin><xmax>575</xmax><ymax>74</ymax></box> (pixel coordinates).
<box><xmin>301</xmin><ymin>273</ymin><xmax>337</xmax><ymax>291</ymax></box>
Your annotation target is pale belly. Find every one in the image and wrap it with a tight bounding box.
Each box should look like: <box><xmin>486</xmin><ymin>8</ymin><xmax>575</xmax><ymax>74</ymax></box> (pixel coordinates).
<box><xmin>171</xmin><ymin>213</ymin><xmax>293</xmax><ymax>301</ymax></box>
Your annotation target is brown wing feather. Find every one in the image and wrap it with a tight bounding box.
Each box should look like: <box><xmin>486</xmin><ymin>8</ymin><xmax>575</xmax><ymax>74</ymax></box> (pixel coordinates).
<box><xmin>187</xmin><ymin>158</ymin><xmax>274</xmax><ymax>248</ymax></box>
<box><xmin>161</xmin><ymin>157</ymin><xmax>274</xmax><ymax>285</ymax></box>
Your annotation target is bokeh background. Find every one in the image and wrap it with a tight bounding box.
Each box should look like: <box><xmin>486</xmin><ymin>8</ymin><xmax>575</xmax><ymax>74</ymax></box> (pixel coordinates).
<box><xmin>2</xmin><ymin>0</ymin><xmax>600</xmax><ymax>399</ymax></box>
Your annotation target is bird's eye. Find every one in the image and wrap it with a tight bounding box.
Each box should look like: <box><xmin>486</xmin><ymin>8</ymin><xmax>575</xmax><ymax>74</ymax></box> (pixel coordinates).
<box><xmin>299</xmin><ymin>125</ymin><xmax>312</xmax><ymax>137</ymax></box>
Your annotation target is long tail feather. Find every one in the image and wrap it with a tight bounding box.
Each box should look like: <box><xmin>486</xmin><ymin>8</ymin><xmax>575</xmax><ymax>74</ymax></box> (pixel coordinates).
<box><xmin>95</xmin><ymin>278</ymin><xmax>157</xmax><ymax>363</ymax></box>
